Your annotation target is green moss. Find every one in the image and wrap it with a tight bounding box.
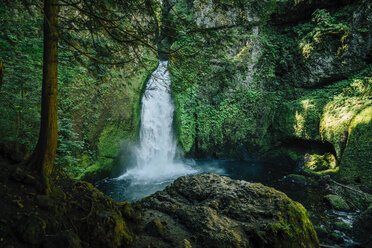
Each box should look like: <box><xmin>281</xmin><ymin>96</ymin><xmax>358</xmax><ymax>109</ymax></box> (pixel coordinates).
<box><xmin>303</xmin><ymin>153</ymin><xmax>336</xmax><ymax>172</ymax></box>
<box><xmin>294</xmin><ymin>8</ymin><xmax>351</xmax><ymax>60</ymax></box>
<box><xmin>313</xmin><ymin>225</ymin><xmax>329</xmax><ymax>239</ymax></box>
<box><xmin>285</xmin><ymin>174</ymin><xmax>307</xmax><ymax>185</ymax></box>
<box><xmin>303</xmin><ymin>167</ymin><xmax>339</xmax><ymax>177</ymax></box>
<box><xmin>173</xmin><ymin>85</ymin><xmax>277</xmax><ymax>157</ymax></box>
<box><xmin>274</xmin><ymin>71</ymin><xmax>369</xmax><ymax>147</ymax></box>
<box><xmin>272</xmin><ymin>199</ymin><xmax>319</xmax><ymax>247</ymax></box>
<box><xmin>337</xmin><ymin>106</ymin><xmax>372</xmax><ymax>190</ymax></box>
<box><xmin>173</xmin><ymin>85</ymin><xmax>197</xmax><ymax>154</ymax></box>
<box><xmin>98</xmin><ymin>124</ymin><xmax>128</xmax><ymax>159</ymax></box>
<box><xmin>121</xmin><ymin>203</ymin><xmax>135</xmax><ymax>218</ymax></box>
<box><xmin>273</xmin><ymin>67</ymin><xmax>372</xmax><ymax>188</ymax></box>
<box><xmin>334</xmin><ymin>221</ymin><xmax>351</xmax><ymax>231</ymax></box>
<box><xmin>324</xmin><ymin>194</ymin><xmax>350</xmax><ymax>211</ymax></box>
<box><xmin>168</xmin><ymin>2</ymin><xmax>284</xmax><ymax>158</ymax></box>
<box><xmin>330</xmin><ymin>232</ymin><xmax>343</xmax><ymax>243</ymax></box>
<box><xmin>77</xmin><ymin>160</ymin><xmax>112</xmax><ymax>182</ymax></box>
<box><xmin>183</xmin><ymin>239</ymin><xmax>192</xmax><ymax>248</ymax></box>
<box><xmin>78</xmin><ymin>123</ymin><xmax>129</xmax><ymax>181</ymax></box>
<box><xmin>268</xmin><ymin>222</ymin><xmax>293</xmax><ymax>237</ymax></box>
<box><xmin>77</xmin><ymin>60</ymin><xmax>158</xmax><ymax>181</ymax></box>
<box><xmin>320</xmin><ymin>74</ymin><xmax>372</xmax><ymax>158</ymax></box>
<box><xmin>169</xmin><ymin>0</ymin><xmax>370</xmax><ymax>184</ymax></box>
<box><xmin>275</xmin><ymin>97</ymin><xmax>325</xmax><ymax>141</ymax></box>
<box><xmin>286</xmin><ymin>150</ymin><xmax>303</xmax><ymax>161</ymax></box>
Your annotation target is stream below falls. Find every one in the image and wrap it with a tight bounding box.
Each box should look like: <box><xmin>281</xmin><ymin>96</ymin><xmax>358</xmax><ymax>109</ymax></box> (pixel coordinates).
<box><xmin>96</xmin><ymin>159</ymin><xmax>360</xmax><ymax>247</ymax></box>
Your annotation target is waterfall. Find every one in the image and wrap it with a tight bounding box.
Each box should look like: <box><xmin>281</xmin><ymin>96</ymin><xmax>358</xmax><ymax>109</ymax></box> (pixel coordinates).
<box><xmin>117</xmin><ymin>60</ymin><xmax>195</xmax><ymax>183</ymax></box>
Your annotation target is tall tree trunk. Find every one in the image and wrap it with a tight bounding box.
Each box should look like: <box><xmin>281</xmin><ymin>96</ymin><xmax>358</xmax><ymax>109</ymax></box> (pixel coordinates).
<box><xmin>27</xmin><ymin>0</ymin><xmax>58</xmax><ymax>195</ymax></box>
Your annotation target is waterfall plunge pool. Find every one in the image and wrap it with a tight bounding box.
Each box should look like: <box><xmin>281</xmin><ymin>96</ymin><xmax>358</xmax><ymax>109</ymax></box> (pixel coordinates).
<box><xmin>95</xmin><ymin>159</ymin><xmax>360</xmax><ymax>247</ymax></box>
<box><xmin>95</xmin><ymin>159</ymin><xmax>295</xmax><ymax>203</ymax></box>
<box><xmin>95</xmin><ymin>60</ymin><xmax>295</xmax><ymax>202</ymax></box>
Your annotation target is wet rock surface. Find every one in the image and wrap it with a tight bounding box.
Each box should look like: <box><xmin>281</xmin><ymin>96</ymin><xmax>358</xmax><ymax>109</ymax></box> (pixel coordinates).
<box><xmin>324</xmin><ymin>194</ymin><xmax>350</xmax><ymax>211</ymax></box>
<box><xmin>134</xmin><ymin>173</ymin><xmax>319</xmax><ymax>248</ymax></box>
<box><xmin>353</xmin><ymin>205</ymin><xmax>372</xmax><ymax>247</ymax></box>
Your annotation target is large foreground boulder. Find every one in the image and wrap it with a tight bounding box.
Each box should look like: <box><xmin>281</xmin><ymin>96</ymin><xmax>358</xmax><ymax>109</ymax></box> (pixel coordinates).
<box><xmin>134</xmin><ymin>173</ymin><xmax>319</xmax><ymax>248</ymax></box>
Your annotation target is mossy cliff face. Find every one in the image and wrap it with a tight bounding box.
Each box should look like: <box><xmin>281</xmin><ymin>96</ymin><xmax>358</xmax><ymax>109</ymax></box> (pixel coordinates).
<box><xmin>337</xmin><ymin>106</ymin><xmax>372</xmax><ymax>188</ymax></box>
<box><xmin>167</xmin><ymin>0</ymin><xmax>372</xmax><ymax>189</ymax></box>
<box><xmin>78</xmin><ymin>60</ymin><xmax>158</xmax><ymax>182</ymax></box>
<box><xmin>169</xmin><ymin>0</ymin><xmax>280</xmax><ymax>157</ymax></box>
<box><xmin>274</xmin><ymin>70</ymin><xmax>371</xmax><ymax>155</ymax></box>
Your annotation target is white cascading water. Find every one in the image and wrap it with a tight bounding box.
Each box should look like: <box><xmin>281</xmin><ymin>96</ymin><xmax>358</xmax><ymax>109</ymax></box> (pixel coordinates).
<box><xmin>117</xmin><ymin>60</ymin><xmax>196</xmax><ymax>183</ymax></box>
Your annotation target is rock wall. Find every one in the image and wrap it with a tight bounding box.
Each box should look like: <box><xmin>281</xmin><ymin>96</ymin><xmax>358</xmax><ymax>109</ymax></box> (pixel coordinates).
<box><xmin>78</xmin><ymin>61</ymin><xmax>158</xmax><ymax>182</ymax></box>
<box><xmin>166</xmin><ymin>0</ymin><xmax>372</xmax><ymax>189</ymax></box>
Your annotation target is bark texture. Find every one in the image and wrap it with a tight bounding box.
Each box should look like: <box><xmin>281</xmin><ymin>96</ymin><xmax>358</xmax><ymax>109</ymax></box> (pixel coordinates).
<box><xmin>28</xmin><ymin>0</ymin><xmax>58</xmax><ymax>194</ymax></box>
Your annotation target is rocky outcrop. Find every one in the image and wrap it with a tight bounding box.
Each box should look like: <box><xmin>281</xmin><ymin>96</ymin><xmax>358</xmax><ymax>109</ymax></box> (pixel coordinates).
<box><xmin>277</xmin><ymin>1</ymin><xmax>372</xmax><ymax>88</ymax></box>
<box><xmin>336</xmin><ymin>106</ymin><xmax>372</xmax><ymax>189</ymax></box>
<box><xmin>134</xmin><ymin>173</ymin><xmax>319</xmax><ymax>248</ymax></box>
<box><xmin>0</xmin><ymin>158</ymin><xmax>135</xmax><ymax>248</ymax></box>
<box><xmin>272</xmin><ymin>0</ymin><xmax>354</xmax><ymax>24</ymax></box>
<box><xmin>168</xmin><ymin>0</ymin><xmax>372</xmax><ymax>190</ymax></box>
<box><xmin>353</xmin><ymin>205</ymin><xmax>372</xmax><ymax>247</ymax></box>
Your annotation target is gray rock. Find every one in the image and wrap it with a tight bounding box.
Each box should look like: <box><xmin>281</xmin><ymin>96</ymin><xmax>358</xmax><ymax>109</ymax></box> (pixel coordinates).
<box><xmin>283</xmin><ymin>174</ymin><xmax>308</xmax><ymax>186</ymax></box>
<box><xmin>135</xmin><ymin>173</ymin><xmax>319</xmax><ymax>248</ymax></box>
<box><xmin>324</xmin><ymin>194</ymin><xmax>350</xmax><ymax>211</ymax></box>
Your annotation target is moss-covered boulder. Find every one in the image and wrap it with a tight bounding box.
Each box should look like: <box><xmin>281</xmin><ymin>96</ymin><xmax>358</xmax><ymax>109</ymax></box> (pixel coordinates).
<box><xmin>353</xmin><ymin>205</ymin><xmax>372</xmax><ymax>247</ymax></box>
<box><xmin>324</xmin><ymin>194</ymin><xmax>350</xmax><ymax>211</ymax></box>
<box><xmin>135</xmin><ymin>173</ymin><xmax>319</xmax><ymax>248</ymax></box>
<box><xmin>284</xmin><ymin>174</ymin><xmax>308</xmax><ymax>186</ymax></box>
<box><xmin>303</xmin><ymin>153</ymin><xmax>337</xmax><ymax>172</ymax></box>
<box><xmin>334</xmin><ymin>221</ymin><xmax>351</xmax><ymax>232</ymax></box>
<box><xmin>337</xmin><ymin>106</ymin><xmax>372</xmax><ymax>190</ymax></box>
<box><xmin>52</xmin><ymin>180</ymin><xmax>134</xmax><ymax>248</ymax></box>
<box><xmin>273</xmin><ymin>70</ymin><xmax>372</xmax><ymax>187</ymax></box>
<box><xmin>274</xmin><ymin>71</ymin><xmax>371</xmax><ymax>157</ymax></box>
<box><xmin>328</xmin><ymin>180</ymin><xmax>372</xmax><ymax>210</ymax></box>
<box><xmin>0</xmin><ymin>157</ymin><xmax>137</xmax><ymax>248</ymax></box>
